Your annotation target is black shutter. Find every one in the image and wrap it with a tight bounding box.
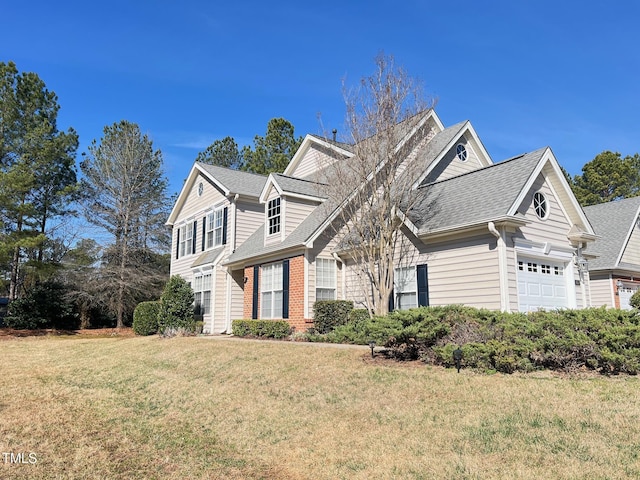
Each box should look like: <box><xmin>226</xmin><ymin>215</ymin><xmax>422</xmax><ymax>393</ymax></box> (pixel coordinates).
<box><xmin>252</xmin><ymin>265</ymin><xmax>259</xmax><ymax>319</ymax></box>
<box><xmin>201</xmin><ymin>216</ymin><xmax>206</xmax><ymax>251</ymax></box>
<box><xmin>192</xmin><ymin>221</ymin><xmax>197</xmax><ymax>254</ymax></box>
<box><xmin>282</xmin><ymin>259</ymin><xmax>289</xmax><ymax>319</ymax></box>
<box><xmin>417</xmin><ymin>264</ymin><xmax>429</xmax><ymax>307</ymax></box>
<box><xmin>389</xmin><ymin>289</ymin><xmax>395</xmax><ymax>312</ymax></box>
<box><xmin>222</xmin><ymin>207</ymin><xmax>228</xmax><ymax>245</ymax></box>
<box><xmin>175</xmin><ymin>228</ymin><xmax>180</xmax><ymax>259</ymax></box>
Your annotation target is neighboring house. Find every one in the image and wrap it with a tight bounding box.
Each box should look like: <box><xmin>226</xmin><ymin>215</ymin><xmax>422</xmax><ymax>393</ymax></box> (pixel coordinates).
<box><xmin>583</xmin><ymin>196</ymin><xmax>640</xmax><ymax>310</ymax></box>
<box><xmin>167</xmin><ymin>110</ymin><xmax>597</xmax><ymax>334</ymax></box>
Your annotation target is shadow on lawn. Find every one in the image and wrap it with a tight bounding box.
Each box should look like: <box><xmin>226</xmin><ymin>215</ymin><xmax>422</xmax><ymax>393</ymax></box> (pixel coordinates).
<box><xmin>0</xmin><ymin>327</ymin><xmax>135</xmax><ymax>340</ymax></box>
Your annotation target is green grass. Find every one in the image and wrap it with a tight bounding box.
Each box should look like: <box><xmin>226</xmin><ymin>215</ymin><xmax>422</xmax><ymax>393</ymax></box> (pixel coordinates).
<box><xmin>1</xmin><ymin>335</ymin><xmax>639</xmax><ymax>479</ymax></box>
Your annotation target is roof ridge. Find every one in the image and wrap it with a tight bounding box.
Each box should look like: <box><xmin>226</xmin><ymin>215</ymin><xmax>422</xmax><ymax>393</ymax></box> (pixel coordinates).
<box><xmin>418</xmin><ymin>146</ymin><xmax>548</xmax><ymax>189</ymax></box>
<box><xmin>583</xmin><ymin>194</ymin><xmax>640</xmax><ymax>211</ymax></box>
<box><xmin>196</xmin><ymin>161</ymin><xmax>268</xmax><ymax>179</ymax></box>
<box><xmin>273</xmin><ymin>172</ymin><xmax>328</xmax><ymax>186</ymax></box>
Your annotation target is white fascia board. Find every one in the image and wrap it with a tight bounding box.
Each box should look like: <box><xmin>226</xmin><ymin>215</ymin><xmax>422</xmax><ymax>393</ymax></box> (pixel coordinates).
<box><xmin>282</xmin><ymin>192</ymin><xmax>326</xmax><ymax>203</ymax></box>
<box><xmin>394</xmin><ymin>207</ymin><xmax>420</xmax><ymax>237</ymax></box>
<box><xmin>506</xmin><ymin>148</ymin><xmax>550</xmax><ymax>218</ymax></box>
<box><xmin>393</xmin><ymin>110</ymin><xmax>432</xmax><ymax>154</ymax></box>
<box><xmin>507</xmin><ymin>148</ymin><xmax>595</xmax><ymax>238</ymax></box>
<box><xmin>166</xmin><ymin>163</ymin><xmax>230</xmax><ymax>226</ymax></box>
<box><xmin>258</xmin><ymin>173</ymin><xmax>282</xmax><ymax>204</ymax></box>
<box><xmin>283</xmin><ymin>134</ymin><xmax>354</xmax><ymax>176</ymax></box>
<box><xmin>411</xmin><ymin>121</ymin><xmax>470</xmax><ymax>190</ymax></box>
<box><xmin>614</xmin><ymin>206</ymin><xmax>640</xmax><ymax>267</ymax></box>
<box><xmin>464</xmin><ymin>122</ymin><xmax>493</xmax><ymax>167</ymax></box>
<box><xmin>418</xmin><ymin>216</ymin><xmax>529</xmax><ymax>241</ymax></box>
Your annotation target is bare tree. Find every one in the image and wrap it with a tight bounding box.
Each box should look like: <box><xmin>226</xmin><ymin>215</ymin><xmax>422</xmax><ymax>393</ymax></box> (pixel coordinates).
<box><xmin>80</xmin><ymin>121</ymin><xmax>170</xmax><ymax>328</ymax></box>
<box><xmin>319</xmin><ymin>54</ymin><xmax>436</xmax><ymax>315</ymax></box>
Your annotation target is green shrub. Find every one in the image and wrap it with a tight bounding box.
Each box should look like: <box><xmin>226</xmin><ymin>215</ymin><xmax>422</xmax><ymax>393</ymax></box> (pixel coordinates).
<box><xmin>158</xmin><ymin>276</ymin><xmax>195</xmax><ymax>334</ymax></box>
<box><xmin>232</xmin><ymin>319</ymin><xmax>291</xmax><ymax>339</ymax></box>
<box><xmin>5</xmin><ymin>281</ymin><xmax>77</xmax><ymax>330</ymax></box>
<box><xmin>132</xmin><ymin>301</ymin><xmax>161</xmax><ymax>336</ymax></box>
<box><xmin>349</xmin><ymin>308</ymin><xmax>370</xmax><ymax>324</ymax></box>
<box><xmin>630</xmin><ymin>290</ymin><xmax>640</xmax><ymax>310</ymax></box>
<box><xmin>313</xmin><ymin>300</ymin><xmax>354</xmax><ymax>333</ymax></box>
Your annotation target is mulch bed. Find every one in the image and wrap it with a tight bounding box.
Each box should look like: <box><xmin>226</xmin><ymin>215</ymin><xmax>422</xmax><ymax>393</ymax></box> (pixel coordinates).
<box><xmin>0</xmin><ymin>327</ymin><xmax>135</xmax><ymax>340</ymax></box>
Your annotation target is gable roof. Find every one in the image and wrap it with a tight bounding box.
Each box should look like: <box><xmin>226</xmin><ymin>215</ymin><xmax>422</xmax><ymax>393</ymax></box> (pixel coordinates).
<box><xmin>259</xmin><ymin>173</ymin><xmax>328</xmax><ymax>203</ymax></box>
<box><xmin>224</xmin><ymin>202</ymin><xmax>334</xmax><ymax>266</ymax></box>
<box><xmin>196</xmin><ymin>163</ymin><xmax>267</xmax><ymax>197</ymax></box>
<box><xmin>410</xmin><ymin>148</ymin><xmax>548</xmax><ymax>234</ymax></box>
<box><xmin>413</xmin><ymin>120</ymin><xmax>493</xmax><ymax>188</ymax></box>
<box><xmin>166</xmin><ymin>163</ymin><xmax>267</xmax><ymax>226</ymax></box>
<box><xmin>583</xmin><ymin>196</ymin><xmax>640</xmax><ymax>270</ymax></box>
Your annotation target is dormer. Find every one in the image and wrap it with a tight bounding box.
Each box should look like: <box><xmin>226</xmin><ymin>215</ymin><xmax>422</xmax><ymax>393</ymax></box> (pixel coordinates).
<box><xmin>259</xmin><ymin>173</ymin><xmax>327</xmax><ymax>245</ymax></box>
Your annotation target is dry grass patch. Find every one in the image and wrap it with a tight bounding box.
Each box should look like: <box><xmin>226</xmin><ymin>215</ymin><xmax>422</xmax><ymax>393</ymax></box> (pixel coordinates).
<box><xmin>0</xmin><ymin>335</ymin><xmax>639</xmax><ymax>479</ymax></box>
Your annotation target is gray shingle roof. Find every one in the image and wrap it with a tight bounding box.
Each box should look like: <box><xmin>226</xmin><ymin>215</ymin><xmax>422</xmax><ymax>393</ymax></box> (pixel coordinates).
<box><xmin>271</xmin><ymin>173</ymin><xmax>327</xmax><ymax>199</ymax></box>
<box><xmin>191</xmin><ymin>247</ymin><xmax>225</xmax><ymax>268</ymax></box>
<box><xmin>410</xmin><ymin>148</ymin><xmax>547</xmax><ymax>232</ymax></box>
<box><xmin>416</xmin><ymin>121</ymin><xmax>468</xmax><ymax>183</ymax></box>
<box><xmin>308</xmin><ymin>134</ymin><xmax>355</xmax><ymax>153</ymax></box>
<box><xmin>197</xmin><ymin>162</ymin><xmax>267</xmax><ymax>198</ymax></box>
<box><xmin>583</xmin><ymin>196</ymin><xmax>640</xmax><ymax>270</ymax></box>
<box><xmin>224</xmin><ymin>202</ymin><xmax>335</xmax><ymax>265</ymax></box>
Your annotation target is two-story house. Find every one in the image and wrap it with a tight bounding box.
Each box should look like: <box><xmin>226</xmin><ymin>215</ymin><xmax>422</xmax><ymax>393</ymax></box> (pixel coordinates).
<box><xmin>167</xmin><ymin>110</ymin><xmax>597</xmax><ymax>334</ymax></box>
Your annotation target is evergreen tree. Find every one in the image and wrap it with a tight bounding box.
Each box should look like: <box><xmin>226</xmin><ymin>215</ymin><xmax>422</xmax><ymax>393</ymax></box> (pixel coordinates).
<box><xmin>0</xmin><ymin>61</ymin><xmax>78</xmax><ymax>300</ymax></box>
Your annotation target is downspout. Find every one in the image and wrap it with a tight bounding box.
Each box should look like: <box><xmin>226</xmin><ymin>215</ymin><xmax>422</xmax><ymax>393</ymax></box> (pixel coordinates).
<box><xmin>488</xmin><ymin>222</ymin><xmax>510</xmax><ymax>312</ymax></box>
<box><xmin>577</xmin><ymin>243</ymin><xmax>588</xmax><ymax>308</ymax></box>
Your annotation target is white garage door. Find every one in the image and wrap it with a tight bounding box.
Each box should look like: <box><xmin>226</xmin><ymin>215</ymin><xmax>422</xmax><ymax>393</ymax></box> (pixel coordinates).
<box><xmin>517</xmin><ymin>257</ymin><xmax>568</xmax><ymax>311</ymax></box>
<box><xmin>618</xmin><ymin>284</ymin><xmax>639</xmax><ymax>310</ymax></box>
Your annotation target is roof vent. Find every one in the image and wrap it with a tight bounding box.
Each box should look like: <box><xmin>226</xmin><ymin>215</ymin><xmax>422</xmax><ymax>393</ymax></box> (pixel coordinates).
<box><xmin>332</xmin><ymin>129</ymin><xmax>337</xmax><ymax>142</ymax></box>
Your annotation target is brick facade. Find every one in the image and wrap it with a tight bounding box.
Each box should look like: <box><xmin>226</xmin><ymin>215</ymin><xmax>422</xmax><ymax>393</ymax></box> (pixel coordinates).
<box><xmin>242</xmin><ymin>254</ymin><xmax>313</xmax><ymax>331</ymax></box>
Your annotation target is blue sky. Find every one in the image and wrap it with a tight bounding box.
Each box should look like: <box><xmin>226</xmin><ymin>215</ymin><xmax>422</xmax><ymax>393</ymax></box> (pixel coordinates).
<box><xmin>3</xmin><ymin>0</ymin><xmax>639</xmax><ymax>196</ymax></box>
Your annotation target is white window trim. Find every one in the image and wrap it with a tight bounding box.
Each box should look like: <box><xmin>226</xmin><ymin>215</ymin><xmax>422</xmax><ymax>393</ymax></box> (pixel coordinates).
<box><xmin>193</xmin><ymin>272</ymin><xmax>212</xmax><ymax>315</ymax></box>
<box><xmin>267</xmin><ymin>197</ymin><xmax>281</xmax><ymax>237</ymax></box>
<box><xmin>179</xmin><ymin>221</ymin><xmax>195</xmax><ymax>258</ymax></box>
<box><xmin>315</xmin><ymin>258</ymin><xmax>336</xmax><ymax>301</ymax></box>
<box><xmin>261</xmin><ymin>262</ymin><xmax>284</xmax><ymax>319</ymax></box>
<box><xmin>206</xmin><ymin>206</ymin><xmax>225</xmax><ymax>249</ymax></box>
<box><xmin>394</xmin><ymin>265</ymin><xmax>418</xmax><ymax>310</ymax></box>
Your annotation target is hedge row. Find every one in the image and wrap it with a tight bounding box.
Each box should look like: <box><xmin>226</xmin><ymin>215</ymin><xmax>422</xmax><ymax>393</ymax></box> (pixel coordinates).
<box><xmin>232</xmin><ymin>319</ymin><xmax>291</xmax><ymax>339</ymax></box>
<box><xmin>313</xmin><ymin>305</ymin><xmax>640</xmax><ymax>375</ymax></box>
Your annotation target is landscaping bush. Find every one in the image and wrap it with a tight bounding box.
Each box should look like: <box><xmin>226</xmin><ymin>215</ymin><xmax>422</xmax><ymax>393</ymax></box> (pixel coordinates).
<box><xmin>158</xmin><ymin>276</ymin><xmax>195</xmax><ymax>334</ymax></box>
<box><xmin>630</xmin><ymin>290</ymin><xmax>640</xmax><ymax>310</ymax></box>
<box><xmin>4</xmin><ymin>281</ymin><xmax>78</xmax><ymax>330</ymax></box>
<box><xmin>313</xmin><ymin>300</ymin><xmax>354</xmax><ymax>333</ymax></box>
<box><xmin>232</xmin><ymin>319</ymin><xmax>291</xmax><ymax>339</ymax></box>
<box><xmin>132</xmin><ymin>301</ymin><xmax>161</xmax><ymax>336</ymax></box>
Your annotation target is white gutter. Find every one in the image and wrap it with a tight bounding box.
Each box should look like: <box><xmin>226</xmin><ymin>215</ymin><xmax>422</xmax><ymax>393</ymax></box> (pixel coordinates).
<box><xmin>488</xmin><ymin>222</ymin><xmax>510</xmax><ymax>312</ymax></box>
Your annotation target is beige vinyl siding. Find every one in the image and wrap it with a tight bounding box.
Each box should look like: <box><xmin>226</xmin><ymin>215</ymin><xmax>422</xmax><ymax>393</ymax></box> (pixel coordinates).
<box><xmin>307</xmin><ymin>232</ymin><xmax>343</xmax><ymax>315</ymax></box>
<box><xmin>235</xmin><ymin>199</ymin><xmax>263</xmax><ymax>247</ymax></box>
<box><xmin>589</xmin><ymin>274</ymin><xmax>614</xmax><ymax>307</ymax></box>
<box><xmin>424</xmin><ymin>234</ymin><xmax>501</xmax><ymax>309</ymax></box>
<box><xmin>423</xmin><ymin>135</ymin><xmax>485</xmax><ymax>184</ymax></box>
<box><xmin>505</xmin><ymin>235</ymin><xmax>520</xmax><ymax>312</ymax></box>
<box><xmin>516</xmin><ymin>173</ymin><xmax>573</xmax><ymax>246</ymax></box>
<box><xmin>341</xmin><ymin>229</ymin><xmax>501</xmax><ymax>311</ymax></box>
<box><xmin>621</xmin><ymin>225</ymin><xmax>640</xmax><ymax>265</ymax></box>
<box><xmin>211</xmin><ymin>265</ymin><xmax>227</xmax><ymax>333</ymax></box>
<box><xmin>170</xmin><ymin>174</ymin><xmax>228</xmax><ymax>278</ymax></box>
<box><xmin>294</xmin><ymin>145</ymin><xmax>340</xmax><ymax>180</ymax></box>
<box><xmin>285</xmin><ymin>197</ymin><xmax>319</xmax><ymax>237</ymax></box>
<box><xmin>230</xmin><ymin>269</ymin><xmax>245</xmax><ymax>320</ymax></box>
